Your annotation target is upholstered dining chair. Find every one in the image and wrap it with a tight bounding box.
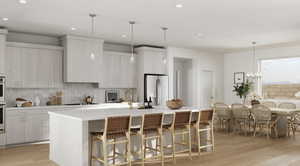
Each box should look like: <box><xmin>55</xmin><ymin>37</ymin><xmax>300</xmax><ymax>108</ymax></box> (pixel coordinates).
<box><xmin>261</xmin><ymin>101</ymin><xmax>277</xmax><ymax>108</ymax></box>
<box><xmin>231</xmin><ymin>103</ymin><xmax>251</xmax><ymax>135</ymax></box>
<box><xmin>214</xmin><ymin>103</ymin><xmax>232</xmax><ymax>133</ymax></box>
<box><xmin>251</xmin><ymin>104</ymin><xmax>278</xmax><ymax>139</ymax></box>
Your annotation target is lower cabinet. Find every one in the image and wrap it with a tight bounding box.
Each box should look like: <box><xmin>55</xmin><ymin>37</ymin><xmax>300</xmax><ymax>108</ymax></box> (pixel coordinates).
<box><xmin>6</xmin><ymin>110</ymin><xmax>49</xmax><ymax>145</ymax></box>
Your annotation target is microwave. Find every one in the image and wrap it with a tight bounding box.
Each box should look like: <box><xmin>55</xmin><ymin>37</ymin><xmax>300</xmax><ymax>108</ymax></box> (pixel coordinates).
<box><xmin>0</xmin><ymin>76</ymin><xmax>5</xmax><ymax>103</ymax></box>
<box><xmin>105</xmin><ymin>90</ymin><xmax>120</xmax><ymax>103</ymax></box>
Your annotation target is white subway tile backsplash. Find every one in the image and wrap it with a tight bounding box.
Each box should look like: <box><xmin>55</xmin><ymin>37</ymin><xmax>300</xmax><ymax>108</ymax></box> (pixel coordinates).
<box><xmin>5</xmin><ymin>83</ymin><xmax>136</xmax><ymax>107</ymax></box>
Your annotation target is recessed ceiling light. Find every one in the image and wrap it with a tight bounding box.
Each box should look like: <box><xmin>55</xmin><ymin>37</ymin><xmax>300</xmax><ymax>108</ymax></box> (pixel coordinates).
<box><xmin>175</xmin><ymin>4</ymin><xmax>183</xmax><ymax>8</ymax></box>
<box><xmin>2</xmin><ymin>18</ymin><xmax>8</xmax><ymax>21</ymax></box>
<box><xmin>70</xmin><ymin>27</ymin><xmax>76</xmax><ymax>31</ymax></box>
<box><xmin>121</xmin><ymin>34</ymin><xmax>127</xmax><ymax>38</ymax></box>
<box><xmin>19</xmin><ymin>0</ymin><xmax>27</xmax><ymax>4</ymax></box>
<box><xmin>196</xmin><ymin>33</ymin><xmax>204</xmax><ymax>38</ymax></box>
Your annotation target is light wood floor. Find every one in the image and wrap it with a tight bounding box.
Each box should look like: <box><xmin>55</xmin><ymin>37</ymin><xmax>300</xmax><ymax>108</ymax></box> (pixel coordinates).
<box><xmin>1</xmin><ymin>132</ymin><xmax>300</xmax><ymax>166</ymax></box>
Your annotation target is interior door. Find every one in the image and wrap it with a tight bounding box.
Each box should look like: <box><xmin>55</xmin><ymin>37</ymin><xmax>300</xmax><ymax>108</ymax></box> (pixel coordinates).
<box><xmin>201</xmin><ymin>70</ymin><xmax>214</xmax><ymax>108</ymax></box>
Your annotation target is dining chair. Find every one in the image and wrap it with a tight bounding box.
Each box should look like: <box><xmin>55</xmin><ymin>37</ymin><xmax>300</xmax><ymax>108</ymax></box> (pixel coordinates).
<box><xmin>251</xmin><ymin>104</ymin><xmax>278</xmax><ymax>139</ymax></box>
<box><xmin>214</xmin><ymin>103</ymin><xmax>232</xmax><ymax>133</ymax></box>
<box><xmin>91</xmin><ymin>116</ymin><xmax>132</xmax><ymax>166</ymax></box>
<box><xmin>231</xmin><ymin>103</ymin><xmax>251</xmax><ymax>136</ymax></box>
<box><xmin>261</xmin><ymin>101</ymin><xmax>277</xmax><ymax>108</ymax></box>
<box><xmin>278</xmin><ymin>102</ymin><xmax>297</xmax><ymax>137</ymax></box>
<box><xmin>290</xmin><ymin>111</ymin><xmax>300</xmax><ymax>137</ymax></box>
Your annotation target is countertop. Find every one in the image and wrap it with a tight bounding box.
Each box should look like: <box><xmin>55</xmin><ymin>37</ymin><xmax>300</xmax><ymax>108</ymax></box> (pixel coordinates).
<box><xmin>48</xmin><ymin>106</ymin><xmax>209</xmax><ymax>121</ymax></box>
<box><xmin>6</xmin><ymin>103</ymin><xmax>140</xmax><ymax>111</ymax></box>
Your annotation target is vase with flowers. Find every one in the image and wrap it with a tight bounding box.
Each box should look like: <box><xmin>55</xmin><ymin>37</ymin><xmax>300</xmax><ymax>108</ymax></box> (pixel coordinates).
<box><xmin>233</xmin><ymin>80</ymin><xmax>253</xmax><ymax>104</ymax></box>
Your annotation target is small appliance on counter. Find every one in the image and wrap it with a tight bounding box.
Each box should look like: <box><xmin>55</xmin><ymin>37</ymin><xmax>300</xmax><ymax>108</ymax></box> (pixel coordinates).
<box><xmin>105</xmin><ymin>89</ymin><xmax>120</xmax><ymax>103</ymax></box>
<box><xmin>84</xmin><ymin>96</ymin><xmax>94</xmax><ymax>104</ymax></box>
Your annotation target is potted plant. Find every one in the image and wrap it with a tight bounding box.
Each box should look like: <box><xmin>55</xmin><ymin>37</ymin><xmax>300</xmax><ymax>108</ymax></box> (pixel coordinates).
<box><xmin>233</xmin><ymin>80</ymin><xmax>253</xmax><ymax>104</ymax></box>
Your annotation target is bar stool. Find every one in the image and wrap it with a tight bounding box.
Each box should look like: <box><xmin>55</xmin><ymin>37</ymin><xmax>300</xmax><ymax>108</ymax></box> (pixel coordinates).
<box><xmin>90</xmin><ymin>116</ymin><xmax>132</xmax><ymax>166</ymax></box>
<box><xmin>133</xmin><ymin>113</ymin><xmax>164</xmax><ymax>166</ymax></box>
<box><xmin>192</xmin><ymin>109</ymin><xmax>215</xmax><ymax>156</ymax></box>
<box><xmin>164</xmin><ymin>111</ymin><xmax>192</xmax><ymax>163</ymax></box>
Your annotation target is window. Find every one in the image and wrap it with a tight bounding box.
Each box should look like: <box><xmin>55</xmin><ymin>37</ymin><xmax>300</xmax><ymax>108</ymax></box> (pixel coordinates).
<box><xmin>261</xmin><ymin>57</ymin><xmax>300</xmax><ymax>100</ymax></box>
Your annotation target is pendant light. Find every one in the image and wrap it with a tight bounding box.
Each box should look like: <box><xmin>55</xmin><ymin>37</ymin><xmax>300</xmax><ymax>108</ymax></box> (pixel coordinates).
<box><xmin>161</xmin><ymin>27</ymin><xmax>168</xmax><ymax>64</ymax></box>
<box><xmin>89</xmin><ymin>13</ymin><xmax>96</xmax><ymax>60</ymax></box>
<box><xmin>129</xmin><ymin>21</ymin><xmax>135</xmax><ymax>62</ymax></box>
<box><xmin>246</xmin><ymin>41</ymin><xmax>261</xmax><ymax>80</ymax></box>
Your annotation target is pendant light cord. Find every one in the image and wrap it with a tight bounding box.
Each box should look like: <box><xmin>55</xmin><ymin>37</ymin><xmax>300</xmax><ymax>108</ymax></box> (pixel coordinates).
<box><xmin>252</xmin><ymin>41</ymin><xmax>256</xmax><ymax>74</ymax></box>
<box><xmin>129</xmin><ymin>21</ymin><xmax>135</xmax><ymax>60</ymax></box>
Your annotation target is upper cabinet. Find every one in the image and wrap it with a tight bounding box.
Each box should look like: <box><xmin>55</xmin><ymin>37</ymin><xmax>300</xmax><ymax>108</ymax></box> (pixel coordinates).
<box><xmin>62</xmin><ymin>35</ymin><xmax>103</xmax><ymax>83</ymax></box>
<box><xmin>99</xmin><ymin>51</ymin><xmax>137</xmax><ymax>88</ymax></box>
<box><xmin>0</xmin><ymin>29</ymin><xmax>7</xmax><ymax>74</ymax></box>
<box><xmin>135</xmin><ymin>46</ymin><xmax>167</xmax><ymax>75</ymax></box>
<box><xmin>5</xmin><ymin>42</ymin><xmax>63</xmax><ymax>88</ymax></box>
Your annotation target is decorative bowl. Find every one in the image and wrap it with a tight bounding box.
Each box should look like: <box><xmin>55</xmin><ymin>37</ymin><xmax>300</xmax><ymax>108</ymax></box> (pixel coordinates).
<box><xmin>166</xmin><ymin>99</ymin><xmax>184</xmax><ymax>110</ymax></box>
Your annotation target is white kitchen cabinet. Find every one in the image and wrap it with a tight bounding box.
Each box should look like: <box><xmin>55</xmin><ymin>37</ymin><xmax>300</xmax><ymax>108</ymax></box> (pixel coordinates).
<box><xmin>135</xmin><ymin>46</ymin><xmax>167</xmax><ymax>75</ymax></box>
<box><xmin>6</xmin><ymin>109</ymin><xmax>49</xmax><ymax>145</ymax></box>
<box><xmin>99</xmin><ymin>51</ymin><xmax>136</xmax><ymax>88</ymax></box>
<box><xmin>0</xmin><ymin>29</ymin><xmax>7</xmax><ymax>74</ymax></box>
<box><xmin>6</xmin><ymin>111</ymin><xmax>26</xmax><ymax>145</ymax></box>
<box><xmin>25</xmin><ymin>113</ymin><xmax>49</xmax><ymax>142</ymax></box>
<box><xmin>5</xmin><ymin>42</ymin><xmax>63</xmax><ymax>88</ymax></box>
<box><xmin>62</xmin><ymin>35</ymin><xmax>103</xmax><ymax>83</ymax></box>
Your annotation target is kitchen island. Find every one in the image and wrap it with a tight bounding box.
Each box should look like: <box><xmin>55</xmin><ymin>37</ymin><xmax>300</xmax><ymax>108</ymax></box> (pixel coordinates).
<box><xmin>48</xmin><ymin>105</ymin><xmax>209</xmax><ymax>166</ymax></box>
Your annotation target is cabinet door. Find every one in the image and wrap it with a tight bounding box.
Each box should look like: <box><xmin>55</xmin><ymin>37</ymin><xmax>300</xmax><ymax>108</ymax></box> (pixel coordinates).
<box><xmin>64</xmin><ymin>36</ymin><xmax>103</xmax><ymax>83</ymax></box>
<box><xmin>5</xmin><ymin>46</ymin><xmax>22</xmax><ymax>87</ymax></box>
<box><xmin>120</xmin><ymin>54</ymin><xmax>136</xmax><ymax>88</ymax></box>
<box><xmin>6</xmin><ymin>112</ymin><xmax>26</xmax><ymax>144</ymax></box>
<box><xmin>21</xmin><ymin>48</ymin><xmax>39</xmax><ymax>88</ymax></box>
<box><xmin>25</xmin><ymin>113</ymin><xmax>49</xmax><ymax>142</ymax></box>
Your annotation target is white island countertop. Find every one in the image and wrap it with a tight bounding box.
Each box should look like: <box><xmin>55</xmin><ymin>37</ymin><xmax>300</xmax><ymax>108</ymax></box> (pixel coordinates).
<box><xmin>48</xmin><ymin>105</ymin><xmax>208</xmax><ymax>121</ymax></box>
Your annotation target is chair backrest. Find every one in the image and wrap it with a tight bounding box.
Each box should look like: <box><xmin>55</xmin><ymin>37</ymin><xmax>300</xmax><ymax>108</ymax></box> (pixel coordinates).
<box><xmin>261</xmin><ymin>101</ymin><xmax>277</xmax><ymax>108</ymax></box>
<box><xmin>143</xmin><ymin>113</ymin><xmax>163</xmax><ymax>130</ymax></box>
<box><xmin>214</xmin><ymin>103</ymin><xmax>231</xmax><ymax>118</ymax></box>
<box><xmin>174</xmin><ymin>111</ymin><xmax>192</xmax><ymax>127</ymax></box>
<box><xmin>199</xmin><ymin>109</ymin><xmax>214</xmax><ymax>122</ymax></box>
<box><xmin>278</xmin><ymin>102</ymin><xmax>296</xmax><ymax>109</ymax></box>
<box><xmin>106</xmin><ymin>116</ymin><xmax>131</xmax><ymax>134</ymax></box>
<box><xmin>231</xmin><ymin>103</ymin><xmax>249</xmax><ymax>119</ymax></box>
<box><xmin>251</xmin><ymin>104</ymin><xmax>272</xmax><ymax>121</ymax></box>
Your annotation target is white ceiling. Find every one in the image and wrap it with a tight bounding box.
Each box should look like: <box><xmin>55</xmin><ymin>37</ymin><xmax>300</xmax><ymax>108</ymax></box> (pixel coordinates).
<box><xmin>1</xmin><ymin>0</ymin><xmax>300</xmax><ymax>52</ymax></box>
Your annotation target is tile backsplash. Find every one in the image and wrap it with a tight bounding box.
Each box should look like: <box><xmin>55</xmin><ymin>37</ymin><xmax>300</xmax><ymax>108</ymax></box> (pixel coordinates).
<box><xmin>5</xmin><ymin>83</ymin><xmax>137</xmax><ymax>107</ymax></box>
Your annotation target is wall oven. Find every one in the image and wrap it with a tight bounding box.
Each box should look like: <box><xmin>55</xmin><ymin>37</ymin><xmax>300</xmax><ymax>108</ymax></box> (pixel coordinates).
<box><xmin>0</xmin><ymin>104</ymin><xmax>5</xmax><ymax>133</ymax></box>
<box><xmin>0</xmin><ymin>76</ymin><xmax>5</xmax><ymax>103</ymax></box>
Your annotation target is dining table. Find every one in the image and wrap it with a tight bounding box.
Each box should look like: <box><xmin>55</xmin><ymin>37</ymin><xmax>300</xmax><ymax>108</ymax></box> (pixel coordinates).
<box><xmin>230</xmin><ymin>105</ymin><xmax>300</xmax><ymax>137</ymax></box>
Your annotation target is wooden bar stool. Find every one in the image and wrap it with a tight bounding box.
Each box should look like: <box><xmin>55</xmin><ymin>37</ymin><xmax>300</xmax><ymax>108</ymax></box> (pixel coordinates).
<box><xmin>91</xmin><ymin>116</ymin><xmax>132</xmax><ymax>166</ymax></box>
<box><xmin>192</xmin><ymin>109</ymin><xmax>215</xmax><ymax>156</ymax></box>
<box><xmin>133</xmin><ymin>113</ymin><xmax>164</xmax><ymax>166</ymax></box>
<box><xmin>164</xmin><ymin>111</ymin><xmax>192</xmax><ymax>163</ymax></box>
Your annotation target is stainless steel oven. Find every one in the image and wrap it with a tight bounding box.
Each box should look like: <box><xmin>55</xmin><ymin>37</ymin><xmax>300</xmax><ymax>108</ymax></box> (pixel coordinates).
<box><xmin>0</xmin><ymin>104</ymin><xmax>5</xmax><ymax>133</ymax></box>
<box><xmin>0</xmin><ymin>76</ymin><xmax>5</xmax><ymax>103</ymax></box>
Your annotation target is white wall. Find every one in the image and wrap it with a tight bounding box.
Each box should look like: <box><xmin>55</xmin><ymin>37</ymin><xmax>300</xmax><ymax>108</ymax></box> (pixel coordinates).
<box><xmin>224</xmin><ymin>45</ymin><xmax>300</xmax><ymax>104</ymax></box>
<box><xmin>167</xmin><ymin>47</ymin><xmax>224</xmax><ymax>107</ymax></box>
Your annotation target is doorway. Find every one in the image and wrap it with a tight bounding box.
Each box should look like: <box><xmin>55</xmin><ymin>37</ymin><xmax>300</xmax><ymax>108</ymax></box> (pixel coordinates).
<box><xmin>201</xmin><ymin>70</ymin><xmax>214</xmax><ymax>108</ymax></box>
<box><xmin>173</xmin><ymin>58</ymin><xmax>193</xmax><ymax>106</ymax></box>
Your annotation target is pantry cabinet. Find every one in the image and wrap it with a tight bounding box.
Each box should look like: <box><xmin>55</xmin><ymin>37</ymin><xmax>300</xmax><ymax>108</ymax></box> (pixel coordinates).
<box><xmin>62</xmin><ymin>35</ymin><xmax>103</xmax><ymax>83</ymax></box>
<box><xmin>5</xmin><ymin>42</ymin><xmax>63</xmax><ymax>88</ymax></box>
<box><xmin>99</xmin><ymin>51</ymin><xmax>136</xmax><ymax>88</ymax></box>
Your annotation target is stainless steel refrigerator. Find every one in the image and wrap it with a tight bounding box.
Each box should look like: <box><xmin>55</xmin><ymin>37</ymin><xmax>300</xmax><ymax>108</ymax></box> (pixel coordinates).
<box><xmin>144</xmin><ymin>74</ymin><xmax>169</xmax><ymax>106</ymax></box>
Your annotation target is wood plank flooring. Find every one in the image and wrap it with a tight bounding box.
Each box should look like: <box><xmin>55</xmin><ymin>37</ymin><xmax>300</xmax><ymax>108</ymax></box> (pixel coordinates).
<box><xmin>1</xmin><ymin>132</ymin><xmax>300</xmax><ymax>166</ymax></box>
